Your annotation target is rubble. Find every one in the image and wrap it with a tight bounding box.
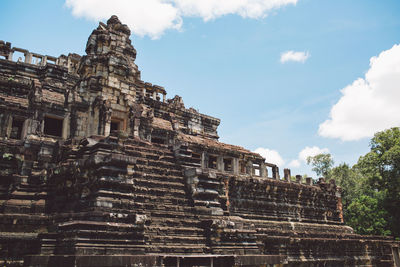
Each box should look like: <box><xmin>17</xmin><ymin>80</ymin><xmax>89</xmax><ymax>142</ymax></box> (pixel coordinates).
<box><xmin>0</xmin><ymin>16</ymin><xmax>399</xmax><ymax>267</ymax></box>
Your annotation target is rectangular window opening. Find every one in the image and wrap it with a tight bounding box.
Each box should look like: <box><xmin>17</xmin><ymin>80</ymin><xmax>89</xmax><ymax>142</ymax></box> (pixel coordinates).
<box><xmin>12</xmin><ymin>51</ymin><xmax>25</xmax><ymax>62</ymax></box>
<box><xmin>239</xmin><ymin>161</ymin><xmax>246</xmax><ymax>174</ymax></box>
<box><xmin>44</xmin><ymin>116</ymin><xmax>63</xmax><ymax>137</ymax></box>
<box><xmin>208</xmin><ymin>155</ymin><xmax>217</xmax><ymax>169</ymax></box>
<box><xmin>32</xmin><ymin>56</ymin><xmax>42</xmax><ymax>65</ymax></box>
<box><xmin>110</xmin><ymin>117</ymin><xmax>125</xmax><ymax>133</ymax></box>
<box><xmin>10</xmin><ymin>118</ymin><xmax>24</xmax><ymax>139</ymax></box>
<box><xmin>47</xmin><ymin>57</ymin><xmax>56</xmax><ymax>64</ymax></box>
<box><xmin>266</xmin><ymin>166</ymin><xmax>273</xmax><ymax>178</ymax></box>
<box><xmin>191</xmin><ymin>152</ymin><xmax>201</xmax><ymax>165</ymax></box>
<box><xmin>192</xmin><ymin>153</ymin><xmax>201</xmax><ymax>160</ymax></box>
<box><xmin>253</xmin><ymin>163</ymin><xmax>261</xmax><ymax>177</ymax></box>
<box><xmin>224</xmin><ymin>158</ymin><xmax>233</xmax><ymax>172</ymax></box>
<box><xmin>110</xmin><ymin>121</ymin><xmax>120</xmax><ymax>132</ymax></box>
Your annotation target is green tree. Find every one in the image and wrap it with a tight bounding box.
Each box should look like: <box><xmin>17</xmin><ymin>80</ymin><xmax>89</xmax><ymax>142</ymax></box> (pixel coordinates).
<box><xmin>329</xmin><ymin>163</ymin><xmax>363</xmax><ymax>208</ymax></box>
<box><xmin>306</xmin><ymin>153</ymin><xmax>334</xmax><ymax>177</ymax></box>
<box><xmin>304</xmin><ymin>129</ymin><xmax>400</xmax><ymax>237</ymax></box>
<box><xmin>356</xmin><ymin>127</ymin><xmax>400</xmax><ymax>237</ymax></box>
<box><xmin>346</xmin><ymin>191</ymin><xmax>391</xmax><ymax>236</ymax></box>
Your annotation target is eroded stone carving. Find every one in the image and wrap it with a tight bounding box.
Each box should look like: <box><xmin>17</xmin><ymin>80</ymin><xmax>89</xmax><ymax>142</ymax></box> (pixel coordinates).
<box><xmin>0</xmin><ymin>16</ymin><xmax>398</xmax><ymax>267</ymax></box>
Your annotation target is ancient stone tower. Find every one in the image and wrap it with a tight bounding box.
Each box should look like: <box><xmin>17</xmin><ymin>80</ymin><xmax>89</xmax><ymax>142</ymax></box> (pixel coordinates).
<box><xmin>0</xmin><ymin>16</ymin><xmax>399</xmax><ymax>267</ymax></box>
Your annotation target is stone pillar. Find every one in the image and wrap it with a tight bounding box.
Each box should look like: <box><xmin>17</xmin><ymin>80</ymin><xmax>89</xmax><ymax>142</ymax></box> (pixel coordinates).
<box><xmin>217</xmin><ymin>156</ymin><xmax>224</xmax><ymax>171</ymax></box>
<box><xmin>232</xmin><ymin>158</ymin><xmax>239</xmax><ymax>174</ymax></box>
<box><xmin>133</xmin><ymin>118</ymin><xmax>140</xmax><ymax>137</ymax></box>
<box><xmin>21</xmin><ymin>119</ymin><xmax>29</xmax><ymax>139</ymax></box>
<box><xmin>201</xmin><ymin>152</ymin><xmax>207</xmax><ymax>169</ymax></box>
<box><xmin>283</xmin><ymin>168</ymin><xmax>291</xmax><ymax>182</ymax></box>
<box><xmin>162</xmin><ymin>94</ymin><xmax>166</xmax><ymax>103</ymax></box>
<box><xmin>42</xmin><ymin>56</ymin><xmax>47</xmax><ymax>66</ymax></box>
<box><xmin>152</xmin><ymin>91</ymin><xmax>157</xmax><ymax>100</ymax></box>
<box><xmin>260</xmin><ymin>162</ymin><xmax>267</xmax><ymax>178</ymax></box>
<box><xmin>295</xmin><ymin>175</ymin><xmax>302</xmax><ymax>183</ymax></box>
<box><xmin>246</xmin><ymin>161</ymin><xmax>253</xmax><ymax>175</ymax></box>
<box><xmin>104</xmin><ymin>121</ymin><xmax>111</xmax><ymax>136</ymax></box>
<box><xmin>62</xmin><ymin>114</ymin><xmax>70</xmax><ymax>139</ymax></box>
<box><xmin>5</xmin><ymin>113</ymin><xmax>12</xmax><ymax>138</ymax></box>
<box><xmin>88</xmin><ymin>107</ymin><xmax>99</xmax><ymax>136</ymax></box>
<box><xmin>25</xmin><ymin>52</ymin><xmax>32</xmax><ymax>64</ymax></box>
<box><xmin>7</xmin><ymin>51</ymin><xmax>13</xmax><ymax>61</ymax></box>
<box><xmin>272</xmin><ymin>166</ymin><xmax>279</xmax><ymax>179</ymax></box>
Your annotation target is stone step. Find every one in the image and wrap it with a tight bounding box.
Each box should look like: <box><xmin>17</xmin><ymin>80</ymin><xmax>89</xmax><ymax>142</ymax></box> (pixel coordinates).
<box><xmin>131</xmin><ymin>186</ymin><xmax>186</xmax><ymax>198</ymax></box>
<box><xmin>5</xmin><ymin>190</ymin><xmax>47</xmax><ymax>200</ymax></box>
<box><xmin>134</xmin><ymin>165</ymin><xmax>183</xmax><ymax>177</ymax></box>
<box><xmin>132</xmin><ymin>177</ymin><xmax>185</xmax><ymax>191</ymax></box>
<box><xmin>91</xmin><ymin>195</ymin><xmax>192</xmax><ymax>212</ymax></box>
<box><xmin>122</xmin><ymin>143</ymin><xmax>174</xmax><ymax>156</ymax></box>
<box><xmin>119</xmin><ymin>201</ymin><xmax>193</xmax><ymax>214</ymax></box>
<box><xmin>147</xmin><ymin>225</ymin><xmax>204</xmax><ymax>235</ymax></box>
<box><xmin>145</xmin><ymin>244</ymin><xmax>206</xmax><ymax>254</ymax></box>
<box><xmin>135</xmin><ymin>158</ymin><xmax>180</xmax><ymax>170</ymax></box>
<box><xmin>132</xmin><ymin>172</ymin><xmax>185</xmax><ymax>184</ymax></box>
<box><xmin>147</xmin><ymin>235</ymin><xmax>206</xmax><ymax>245</ymax></box>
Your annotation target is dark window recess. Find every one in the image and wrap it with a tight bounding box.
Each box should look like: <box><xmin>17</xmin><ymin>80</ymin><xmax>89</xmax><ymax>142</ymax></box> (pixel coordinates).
<box><xmin>10</xmin><ymin>118</ymin><xmax>24</xmax><ymax>139</ymax></box>
<box><xmin>208</xmin><ymin>156</ymin><xmax>217</xmax><ymax>169</ymax></box>
<box><xmin>192</xmin><ymin>153</ymin><xmax>201</xmax><ymax>160</ymax></box>
<box><xmin>110</xmin><ymin>121</ymin><xmax>119</xmax><ymax>131</ymax></box>
<box><xmin>151</xmin><ymin>137</ymin><xmax>166</xmax><ymax>144</ymax></box>
<box><xmin>44</xmin><ymin>116</ymin><xmax>63</xmax><ymax>137</ymax></box>
<box><xmin>239</xmin><ymin>161</ymin><xmax>246</xmax><ymax>173</ymax></box>
<box><xmin>224</xmin><ymin>158</ymin><xmax>233</xmax><ymax>172</ymax></box>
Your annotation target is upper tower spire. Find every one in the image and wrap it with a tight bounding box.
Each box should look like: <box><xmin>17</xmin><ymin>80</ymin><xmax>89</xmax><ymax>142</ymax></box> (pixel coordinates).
<box><xmin>81</xmin><ymin>15</ymin><xmax>139</xmax><ymax>78</ymax></box>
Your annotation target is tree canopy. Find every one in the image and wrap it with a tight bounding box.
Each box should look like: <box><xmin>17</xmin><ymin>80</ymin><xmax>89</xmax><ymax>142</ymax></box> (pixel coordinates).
<box><xmin>306</xmin><ymin>153</ymin><xmax>334</xmax><ymax>177</ymax></box>
<box><xmin>306</xmin><ymin>127</ymin><xmax>400</xmax><ymax>237</ymax></box>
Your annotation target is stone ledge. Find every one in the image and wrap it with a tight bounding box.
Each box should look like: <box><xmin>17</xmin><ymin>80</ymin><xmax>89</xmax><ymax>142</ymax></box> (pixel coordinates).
<box><xmin>24</xmin><ymin>254</ymin><xmax>287</xmax><ymax>267</ymax></box>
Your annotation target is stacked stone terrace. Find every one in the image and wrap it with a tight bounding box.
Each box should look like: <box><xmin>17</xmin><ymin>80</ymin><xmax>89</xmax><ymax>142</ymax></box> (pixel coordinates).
<box><xmin>0</xmin><ymin>16</ymin><xmax>399</xmax><ymax>267</ymax></box>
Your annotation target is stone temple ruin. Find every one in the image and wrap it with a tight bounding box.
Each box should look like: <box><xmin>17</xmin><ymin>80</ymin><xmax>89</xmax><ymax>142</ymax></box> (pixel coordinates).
<box><xmin>0</xmin><ymin>16</ymin><xmax>399</xmax><ymax>267</ymax></box>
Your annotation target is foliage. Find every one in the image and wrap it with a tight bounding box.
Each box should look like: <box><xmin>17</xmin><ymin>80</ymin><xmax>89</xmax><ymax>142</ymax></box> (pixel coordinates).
<box><xmin>346</xmin><ymin>191</ymin><xmax>391</xmax><ymax>236</ymax></box>
<box><xmin>311</xmin><ymin>127</ymin><xmax>400</xmax><ymax>238</ymax></box>
<box><xmin>306</xmin><ymin>153</ymin><xmax>334</xmax><ymax>177</ymax></box>
<box><xmin>328</xmin><ymin>163</ymin><xmax>364</xmax><ymax>208</ymax></box>
<box><xmin>2</xmin><ymin>153</ymin><xmax>13</xmax><ymax>160</ymax></box>
<box><xmin>306</xmin><ymin>129</ymin><xmax>400</xmax><ymax>237</ymax></box>
<box><xmin>355</xmin><ymin>127</ymin><xmax>400</xmax><ymax>237</ymax></box>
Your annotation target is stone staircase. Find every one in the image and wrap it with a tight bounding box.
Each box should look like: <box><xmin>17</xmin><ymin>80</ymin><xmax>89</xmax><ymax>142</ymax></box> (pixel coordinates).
<box><xmin>0</xmin><ymin>141</ymin><xmax>49</xmax><ymax>266</ymax></box>
<box><xmin>122</xmin><ymin>138</ymin><xmax>208</xmax><ymax>254</ymax></box>
<box><xmin>41</xmin><ymin>136</ymin><xmax>208</xmax><ymax>256</ymax></box>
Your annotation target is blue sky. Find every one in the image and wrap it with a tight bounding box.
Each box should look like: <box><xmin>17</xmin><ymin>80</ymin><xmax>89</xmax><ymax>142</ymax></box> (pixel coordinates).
<box><xmin>1</xmin><ymin>0</ymin><xmax>400</xmax><ymax>177</ymax></box>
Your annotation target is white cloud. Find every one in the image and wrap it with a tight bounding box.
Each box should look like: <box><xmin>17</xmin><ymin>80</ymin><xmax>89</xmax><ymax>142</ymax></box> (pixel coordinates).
<box><xmin>175</xmin><ymin>0</ymin><xmax>298</xmax><ymax>21</ymax></box>
<box><xmin>65</xmin><ymin>0</ymin><xmax>182</xmax><ymax>39</ymax></box>
<box><xmin>298</xmin><ymin>146</ymin><xmax>329</xmax><ymax>162</ymax></box>
<box><xmin>65</xmin><ymin>0</ymin><xmax>297</xmax><ymax>39</ymax></box>
<box><xmin>253</xmin><ymin>146</ymin><xmax>329</xmax><ymax>170</ymax></box>
<box><xmin>280</xmin><ymin>50</ymin><xmax>310</xmax><ymax>63</ymax></box>
<box><xmin>254</xmin><ymin>147</ymin><xmax>285</xmax><ymax>167</ymax></box>
<box><xmin>288</xmin><ymin>159</ymin><xmax>300</xmax><ymax>168</ymax></box>
<box><xmin>319</xmin><ymin>43</ymin><xmax>400</xmax><ymax>141</ymax></box>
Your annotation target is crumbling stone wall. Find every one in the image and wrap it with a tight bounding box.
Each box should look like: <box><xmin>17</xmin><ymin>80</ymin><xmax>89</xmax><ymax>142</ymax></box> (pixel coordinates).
<box><xmin>0</xmin><ymin>16</ymin><xmax>399</xmax><ymax>267</ymax></box>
